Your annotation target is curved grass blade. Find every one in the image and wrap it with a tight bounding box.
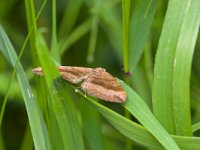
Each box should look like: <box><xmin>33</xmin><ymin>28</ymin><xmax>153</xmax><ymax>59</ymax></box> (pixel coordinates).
<box><xmin>172</xmin><ymin>0</ymin><xmax>200</xmax><ymax>136</ymax></box>
<box><xmin>0</xmin><ymin>25</ymin><xmax>51</xmax><ymax>150</ymax></box>
<box><xmin>152</xmin><ymin>0</ymin><xmax>193</xmax><ymax>134</ymax></box>
<box><xmin>129</xmin><ymin>0</ymin><xmax>158</xmax><ymax>72</ymax></box>
<box><xmin>74</xmin><ymin>82</ymin><xmax>200</xmax><ymax>149</ymax></box>
<box><xmin>121</xmin><ymin>81</ymin><xmax>180</xmax><ymax>149</ymax></box>
<box><xmin>35</xmin><ymin>32</ymin><xmax>84</xmax><ymax>150</ymax></box>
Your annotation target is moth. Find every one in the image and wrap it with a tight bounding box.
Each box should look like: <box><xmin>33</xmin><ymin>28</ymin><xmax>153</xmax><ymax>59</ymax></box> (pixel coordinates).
<box><xmin>32</xmin><ymin>66</ymin><xmax>126</xmax><ymax>103</ymax></box>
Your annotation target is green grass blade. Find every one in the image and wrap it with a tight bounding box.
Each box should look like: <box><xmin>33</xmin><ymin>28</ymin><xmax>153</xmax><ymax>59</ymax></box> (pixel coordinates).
<box><xmin>121</xmin><ymin>81</ymin><xmax>180</xmax><ymax>149</ymax></box>
<box><xmin>122</xmin><ymin>0</ymin><xmax>130</xmax><ymax>72</ymax></box>
<box><xmin>99</xmin><ymin>1</ymin><xmax>122</xmax><ymax>60</ymax></box>
<box><xmin>82</xmin><ymin>96</ymin><xmax>163</xmax><ymax>149</ymax></box>
<box><xmin>51</xmin><ymin>0</ymin><xmax>59</xmax><ymax>62</ymax></box>
<box><xmin>174</xmin><ymin>136</ymin><xmax>200</xmax><ymax>150</ymax></box>
<box><xmin>74</xmin><ymin>82</ymin><xmax>200</xmax><ymax>149</ymax></box>
<box><xmin>0</xmin><ymin>73</ymin><xmax>22</xmax><ymax>99</ymax></box>
<box><xmin>20</xmin><ymin>124</ymin><xmax>33</xmax><ymax>150</ymax></box>
<box><xmin>129</xmin><ymin>0</ymin><xmax>158</xmax><ymax>72</ymax></box>
<box><xmin>47</xmin><ymin>102</ymin><xmax>64</xmax><ymax>150</ymax></box>
<box><xmin>74</xmin><ymin>87</ymin><xmax>163</xmax><ymax>149</ymax></box>
<box><xmin>24</xmin><ymin>0</ymin><xmax>38</xmax><ymax>64</ymax></box>
<box><xmin>35</xmin><ymin>32</ymin><xmax>84</xmax><ymax>150</ymax></box>
<box><xmin>0</xmin><ymin>25</ymin><xmax>51</xmax><ymax>150</ymax></box>
<box><xmin>130</xmin><ymin>67</ymin><xmax>152</xmax><ymax>108</ymax></box>
<box><xmin>192</xmin><ymin>122</ymin><xmax>200</xmax><ymax>133</ymax></box>
<box><xmin>80</xmin><ymin>99</ymin><xmax>104</xmax><ymax>150</ymax></box>
<box><xmin>58</xmin><ymin>0</ymin><xmax>83</xmax><ymax>38</ymax></box>
<box><xmin>87</xmin><ymin>0</ymin><xmax>101</xmax><ymax>64</ymax></box>
<box><xmin>152</xmin><ymin>0</ymin><xmax>192</xmax><ymax>134</ymax></box>
<box><xmin>58</xmin><ymin>18</ymin><xmax>92</xmax><ymax>56</ymax></box>
<box><xmin>172</xmin><ymin>0</ymin><xmax>200</xmax><ymax>136</ymax></box>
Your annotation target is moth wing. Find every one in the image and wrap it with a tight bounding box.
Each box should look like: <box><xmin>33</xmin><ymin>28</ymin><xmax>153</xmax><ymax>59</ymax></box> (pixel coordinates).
<box><xmin>58</xmin><ymin>66</ymin><xmax>94</xmax><ymax>84</ymax></box>
<box><xmin>81</xmin><ymin>70</ymin><xmax>126</xmax><ymax>103</ymax></box>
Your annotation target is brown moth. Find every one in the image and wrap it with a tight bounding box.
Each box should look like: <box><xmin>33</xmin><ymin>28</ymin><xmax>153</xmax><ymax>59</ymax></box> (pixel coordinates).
<box><xmin>32</xmin><ymin>66</ymin><xmax>126</xmax><ymax>103</ymax></box>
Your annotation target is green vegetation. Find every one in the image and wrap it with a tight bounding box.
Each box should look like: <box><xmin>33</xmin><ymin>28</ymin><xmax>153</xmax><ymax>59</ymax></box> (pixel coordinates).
<box><xmin>0</xmin><ymin>0</ymin><xmax>200</xmax><ymax>149</ymax></box>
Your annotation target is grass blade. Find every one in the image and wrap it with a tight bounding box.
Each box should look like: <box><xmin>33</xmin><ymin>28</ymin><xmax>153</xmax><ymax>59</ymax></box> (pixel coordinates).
<box><xmin>58</xmin><ymin>19</ymin><xmax>92</xmax><ymax>56</ymax></box>
<box><xmin>98</xmin><ymin>1</ymin><xmax>122</xmax><ymax>60</ymax></box>
<box><xmin>121</xmin><ymin>81</ymin><xmax>180</xmax><ymax>149</ymax></box>
<box><xmin>122</xmin><ymin>0</ymin><xmax>130</xmax><ymax>72</ymax></box>
<box><xmin>74</xmin><ymin>81</ymin><xmax>200</xmax><ymax>149</ymax></box>
<box><xmin>0</xmin><ymin>25</ymin><xmax>51</xmax><ymax>150</ymax></box>
<box><xmin>129</xmin><ymin>0</ymin><xmax>158</xmax><ymax>72</ymax></box>
<box><xmin>152</xmin><ymin>0</ymin><xmax>192</xmax><ymax>134</ymax></box>
<box><xmin>80</xmin><ymin>99</ymin><xmax>104</xmax><ymax>150</ymax></box>
<box><xmin>58</xmin><ymin>0</ymin><xmax>83</xmax><ymax>38</ymax></box>
<box><xmin>35</xmin><ymin>32</ymin><xmax>84</xmax><ymax>150</ymax></box>
<box><xmin>172</xmin><ymin>0</ymin><xmax>200</xmax><ymax>136</ymax></box>
<box><xmin>87</xmin><ymin>0</ymin><xmax>101</xmax><ymax>64</ymax></box>
<box><xmin>51</xmin><ymin>0</ymin><xmax>59</xmax><ymax>62</ymax></box>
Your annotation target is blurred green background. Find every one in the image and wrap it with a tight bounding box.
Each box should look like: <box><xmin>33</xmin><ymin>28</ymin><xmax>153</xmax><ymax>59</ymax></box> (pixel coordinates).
<box><xmin>0</xmin><ymin>0</ymin><xmax>200</xmax><ymax>150</ymax></box>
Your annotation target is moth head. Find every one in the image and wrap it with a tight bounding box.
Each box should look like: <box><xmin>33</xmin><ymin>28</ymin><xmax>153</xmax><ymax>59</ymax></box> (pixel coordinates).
<box><xmin>32</xmin><ymin>67</ymin><xmax>43</xmax><ymax>76</ymax></box>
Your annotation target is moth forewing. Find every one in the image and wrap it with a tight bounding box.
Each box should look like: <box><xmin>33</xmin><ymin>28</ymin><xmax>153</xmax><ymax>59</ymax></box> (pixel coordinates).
<box><xmin>58</xmin><ymin>66</ymin><xmax>94</xmax><ymax>84</ymax></box>
<box><xmin>81</xmin><ymin>69</ymin><xmax>126</xmax><ymax>103</ymax></box>
<box><xmin>81</xmin><ymin>81</ymin><xmax>126</xmax><ymax>103</ymax></box>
